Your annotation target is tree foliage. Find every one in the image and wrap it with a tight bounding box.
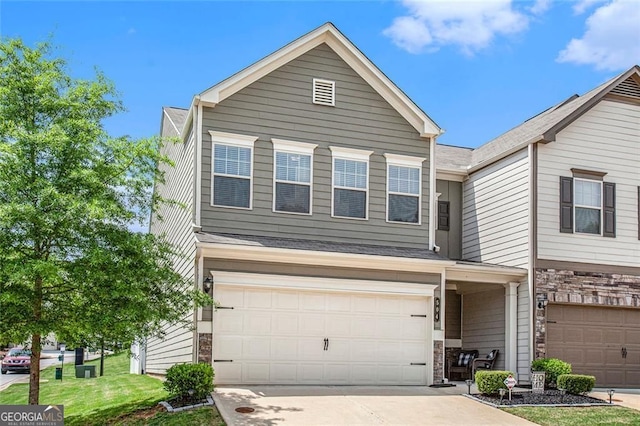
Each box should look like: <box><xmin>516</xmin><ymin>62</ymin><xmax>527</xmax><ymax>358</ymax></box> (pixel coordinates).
<box><xmin>0</xmin><ymin>37</ymin><xmax>207</xmax><ymax>404</ymax></box>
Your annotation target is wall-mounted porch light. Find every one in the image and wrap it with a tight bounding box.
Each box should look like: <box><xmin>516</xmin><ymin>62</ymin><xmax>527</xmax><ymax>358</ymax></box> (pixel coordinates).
<box><xmin>203</xmin><ymin>276</ymin><xmax>213</xmax><ymax>294</ymax></box>
<box><xmin>536</xmin><ymin>293</ymin><xmax>548</xmax><ymax>309</ymax></box>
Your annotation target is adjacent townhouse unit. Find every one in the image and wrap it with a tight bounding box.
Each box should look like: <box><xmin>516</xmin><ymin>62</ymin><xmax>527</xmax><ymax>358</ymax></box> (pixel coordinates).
<box><xmin>134</xmin><ymin>22</ymin><xmax>639</xmax><ymax>388</ymax></box>
<box><xmin>437</xmin><ymin>65</ymin><xmax>640</xmax><ymax>387</ymax></box>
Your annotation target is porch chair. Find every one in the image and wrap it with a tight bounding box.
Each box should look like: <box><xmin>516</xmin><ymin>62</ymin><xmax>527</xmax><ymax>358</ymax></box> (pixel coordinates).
<box><xmin>472</xmin><ymin>349</ymin><xmax>499</xmax><ymax>379</ymax></box>
<box><xmin>447</xmin><ymin>349</ymin><xmax>479</xmax><ymax>381</ymax></box>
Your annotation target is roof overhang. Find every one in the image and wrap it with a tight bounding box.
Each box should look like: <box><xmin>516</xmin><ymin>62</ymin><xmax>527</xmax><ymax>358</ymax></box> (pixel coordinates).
<box><xmin>196</xmin><ymin>22</ymin><xmax>442</xmax><ymax>138</ymax></box>
<box><xmin>446</xmin><ymin>262</ymin><xmax>527</xmax><ymax>285</ymax></box>
<box><xmin>196</xmin><ymin>241</ymin><xmax>454</xmax><ymax>274</ymax></box>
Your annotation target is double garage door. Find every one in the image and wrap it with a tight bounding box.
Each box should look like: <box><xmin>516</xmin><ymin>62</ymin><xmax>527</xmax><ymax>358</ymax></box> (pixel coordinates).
<box><xmin>547</xmin><ymin>304</ymin><xmax>640</xmax><ymax>387</ymax></box>
<box><xmin>212</xmin><ymin>278</ymin><xmax>432</xmax><ymax>385</ymax></box>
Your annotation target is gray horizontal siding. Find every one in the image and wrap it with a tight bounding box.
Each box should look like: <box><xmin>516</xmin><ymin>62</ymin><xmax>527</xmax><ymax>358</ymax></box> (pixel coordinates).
<box><xmin>146</xmin><ymin>116</ymin><xmax>197</xmax><ymax>374</ymax></box>
<box><xmin>462</xmin><ymin>289</ymin><xmax>506</xmax><ymax>371</ymax></box>
<box><xmin>200</xmin><ymin>43</ymin><xmax>431</xmax><ymax>249</ymax></box>
<box><xmin>462</xmin><ymin>149</ymin><xmax>529</xmax><ymax>267</ymax></box>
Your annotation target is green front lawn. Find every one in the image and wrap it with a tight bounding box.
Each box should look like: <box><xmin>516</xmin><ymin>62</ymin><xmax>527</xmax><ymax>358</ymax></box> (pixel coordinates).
<box><xmin>503</xmin><ymin>406</ymin><xmax>640</xmax><ymax>425</ymax></box>
<box><xmin>0</xmin><ymin>352</ymin><xmax>224</xmax><ymax>426</ymax></box>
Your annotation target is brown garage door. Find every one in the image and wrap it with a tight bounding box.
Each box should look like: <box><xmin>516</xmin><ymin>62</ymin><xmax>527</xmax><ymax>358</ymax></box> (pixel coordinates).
<box><xmin>547</xmin><ymin>304</ymin><xmax>640</xmax><ymax>388</ymax></box>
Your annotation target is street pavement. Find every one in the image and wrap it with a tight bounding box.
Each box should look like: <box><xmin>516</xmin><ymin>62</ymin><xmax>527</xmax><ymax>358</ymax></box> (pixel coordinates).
<box><xmin>0</xmin><ymin>350</ymin><xmax>97</xmax><ymax>391</ymax></box>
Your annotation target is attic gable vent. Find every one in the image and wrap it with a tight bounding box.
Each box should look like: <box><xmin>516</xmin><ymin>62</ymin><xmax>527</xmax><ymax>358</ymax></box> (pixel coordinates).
<box><xmin>313</xmin><ymin>78</ymin><xmax>335</xmax><ymax>106</ymax></box>
<box><xmin>610</xmin><ymin>77</ymin><xmax>640</xmax><ymax>99</ymax></box>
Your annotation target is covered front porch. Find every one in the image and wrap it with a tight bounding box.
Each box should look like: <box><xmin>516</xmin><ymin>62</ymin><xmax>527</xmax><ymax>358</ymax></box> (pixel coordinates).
<box><xmin>437</xmin><ymin>261</ymin><xmax>529</xmax><ymax>383</ymax></box>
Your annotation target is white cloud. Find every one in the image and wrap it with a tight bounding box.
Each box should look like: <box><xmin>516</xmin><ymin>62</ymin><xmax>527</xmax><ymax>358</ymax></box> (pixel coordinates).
<box><xmin>557</xmin><ymin>0</ymin><xmax>640</xmax><ymax>71</ymax></box>
<box><xmin>572</xmin><ymin>0</ymin><xmax>606</xmax><ymax>15</ymax></box>
<box><xmin>127</xmin><ymin>27</ymin><xmax>136</xmax><ymax>35</ymax></box>
<box><xmin>383</xmin><ymin>0</ymin><xmax>530</xmax><ymax>55</ymax></box>
<box><xmin>529</xmin><ymin>0</ymin><xmax>552</xmax><ymax>15</ymax></box>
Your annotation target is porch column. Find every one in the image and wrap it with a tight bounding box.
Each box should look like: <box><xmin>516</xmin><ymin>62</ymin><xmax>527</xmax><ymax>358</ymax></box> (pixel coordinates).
<box><xmin>504</xmin><ymin>281</ymin><xmax>520</xmax><ymax>375</ymax></box>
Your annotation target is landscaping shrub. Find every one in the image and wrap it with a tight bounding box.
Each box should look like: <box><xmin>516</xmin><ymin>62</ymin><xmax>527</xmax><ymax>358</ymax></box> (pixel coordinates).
<box><xmin>163</xmin><ymin>363</ymin><xmax>214</xmax><ymax>400</ymax></box>
<box><xmin>531</xmin><ymin>358</ymin><xmax>571</xmax><ymax>387</ymax></box>
<box><xmin>476</xmin><ymin>370</ymin><xmax>513</xmax><ymax>395</ymax></box>
<box><xmin>557</xmin><ymin>374</ymin><xmax>595</xmax><ymax>395</ymax></box>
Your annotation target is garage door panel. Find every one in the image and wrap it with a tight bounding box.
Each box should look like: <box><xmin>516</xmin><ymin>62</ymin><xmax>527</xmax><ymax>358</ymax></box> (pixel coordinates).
<box><xmin>270</xmin><ymin>363</ymin><xmax>297</xmax><ymax>382</ymax></box>
<box><xmin>215</xmin><ymin>288</ymin><xmax>244</xmax><ymax>309</ymax></box>
<box><xmin>273</xmin><ymin>313</ymin><xmax>299</xmax><ymax>335</ymax></box>
<box><xmin>214</xmin><ymin>336</ymin><xmax>242</xmax><ymax>358</ymax></box>
<box><xmin>325</xmin><ymin>294</ymin><xmax>351</xmax><ymax>312</ymax></box>
<box><xmin>273</xmin><ymin>291</ymin><xmax>299</xmax><ymax>310</ymax></box>
<box><xmin>213</xmin><ymin>284</ymin><xmax>430</xmax><ymax>385</ymax></box>
<box><xmin>299</xmin><ymin>314</ymin><xmax>325</xmax><ymax>336</ymax></box>
<box><xmin>244</xmin><ymin>363</ymin><xmax>270</xmax><ymax>383</ymax></box>
<box><xmin>547</xmin><ymin>305</ymin><xmax>640</xmax><ymax>387</ymax></box>
<box><xmin>247</xmin><ymin>290</ymin><xmax>272</xmax><ymax>309</ymax></box>
<box><xmin>376</xmin><ymin>317</ymin><xmax>404</xmax><ymax>339</ymax></box>
<box><xmin>301</xmin><ymin>293</ymin><xmax>325</xmax><ymax>311</ymax></box>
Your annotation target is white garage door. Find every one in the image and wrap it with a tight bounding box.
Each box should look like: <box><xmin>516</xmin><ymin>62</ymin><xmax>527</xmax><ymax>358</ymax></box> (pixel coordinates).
<box><xmin>213</xmin><ymin>284</ymin><xmax>431</xmax><ymax>385</ymax></box>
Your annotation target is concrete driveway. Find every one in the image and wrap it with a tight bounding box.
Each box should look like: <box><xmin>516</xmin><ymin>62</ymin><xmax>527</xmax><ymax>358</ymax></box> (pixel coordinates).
<box><xmin>213</xmin><ymin>385</ymin><xmax>536</xmax><ymax>426</ymax></box>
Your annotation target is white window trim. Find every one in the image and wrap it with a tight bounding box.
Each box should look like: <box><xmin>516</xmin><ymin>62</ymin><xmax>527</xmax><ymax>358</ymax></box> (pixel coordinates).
<box><xmin>573</xmin><ymin>177</ymin><xmax>603</xmax><ymax>236</ymax></box>
<box><xmin>210</xmin><ymin>131</ymin><xmax>258</xmax><ymax>210</ymax></box>
<box><xmin>330</xmin><ymin>146</ymin><xmax>373</xmax><ymax>220</ymax></box>
<box><xmin>271</xmin><ymin>138</ymin><xmax>317</xmax><ymax>215</ymax></box>
<box><xmin>384</xmin><ymin>153</ymin><xmax>425</xmax><ymax>225</ymax></box>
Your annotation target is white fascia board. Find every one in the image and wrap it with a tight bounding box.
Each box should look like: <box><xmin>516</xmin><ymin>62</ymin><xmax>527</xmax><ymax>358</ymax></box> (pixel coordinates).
<box><xmin>198</xmin><ymin>23</ymin><xmax>442</xmax><ymax>138</ymax></box>
<box><xmin>446</xmin><ymin>264</ymin><xmax>527</xmax><ymax>284</ymax></box>
<box><xmin>211</xmin><ymin>271</ymin><xmax>438</xmax><ymax>296</ymax></box>
<box><xmin>196</xmin><ymin>242</ymin><xmax>454</xmax><ymax>273</ymax></box>
<box><xmin>436</xmin><ymin>168</ymin><xmax>467</xmax><ymax>182</ymax></box>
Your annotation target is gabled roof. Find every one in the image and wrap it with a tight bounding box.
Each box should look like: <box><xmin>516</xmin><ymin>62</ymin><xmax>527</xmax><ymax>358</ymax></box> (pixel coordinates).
<box><xmin>162</xmin><ymin>107</ymin><xmax>188</xmax><ymax>137</ymax></box>
<box><xmin>196</xmin><ymin>22</ymin><xmax>441</xmax><ymax>138</ymax></box>
<box><xmin>436</xmin><ymin>144</ymin><xmax>473</xmax><ymax>172</ymax></box>
<box><xmin>469</xmin><ymin>65</ymin><xmax>640</xmax><ymax>170</ymax></box>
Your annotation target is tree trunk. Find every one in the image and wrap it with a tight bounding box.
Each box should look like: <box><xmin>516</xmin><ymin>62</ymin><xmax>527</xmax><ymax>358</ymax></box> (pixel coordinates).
<box><xmin>28</xmin><ymin>333</ymin><xmax>41</xmax><ymax>405</ymax></box>
<box><xmin>100</xmin><ymin>339</ymin><xmax>104</xmax><ymax>377</ymax></box>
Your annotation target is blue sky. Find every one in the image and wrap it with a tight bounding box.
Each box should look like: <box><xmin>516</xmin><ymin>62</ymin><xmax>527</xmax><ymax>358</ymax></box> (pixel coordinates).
<box><xmin>1</xmin><ymin>1</ymin><xmax>638</xmax><ymax>148</ymax></box>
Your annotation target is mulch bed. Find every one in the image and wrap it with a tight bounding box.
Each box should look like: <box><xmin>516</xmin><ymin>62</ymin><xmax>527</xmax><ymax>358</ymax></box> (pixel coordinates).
<box><xmin>470</xmin><ymin>389</ymin><xmax>611</xmax><ymax>406</ymax></box>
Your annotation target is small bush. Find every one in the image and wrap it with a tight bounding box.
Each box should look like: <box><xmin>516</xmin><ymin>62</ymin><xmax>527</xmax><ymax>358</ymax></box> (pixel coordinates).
<box><xmin>164</xmin><ymin>363</ymin><xmax>214</xmax><ymax>400</ymax></box>
<box><xmin>557</xmin><ymin>374</ymin><xmax>595</xmax><ymax>395</ymax></box>
<box><xmin>531</xmin><ymin>358</ymin><xmax>571</xmax><ymax>387</ymax></box>
<box><xmin>476</xmin><ymin>370</ymin><xmax>514</xmax><ymax>395</ymax></box>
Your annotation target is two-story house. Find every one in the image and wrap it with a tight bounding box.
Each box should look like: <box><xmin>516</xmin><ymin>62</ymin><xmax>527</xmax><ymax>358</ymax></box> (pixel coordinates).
<box><xmin>436</xmin><ymin>65</ymin><xmax>640</xmax><ymax>387</ymax></box>
<box><xmin>134</xmin><ymin>23</ymin><xmax>528</xmax><ymax>386</ymax></box>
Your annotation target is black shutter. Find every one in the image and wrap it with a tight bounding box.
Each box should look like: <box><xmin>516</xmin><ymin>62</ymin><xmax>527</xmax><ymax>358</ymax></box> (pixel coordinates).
<box><xmin>438</xmin><ymin>200</ymin><xmax>450</xmax><ymax>231</ymax></box>
<box><xmin>560</xmin><ymin>176</ymin><xmax>573</xmax><ymax>233</ymax></box>
<box><xmin>603</xmin><ymin>182</ymin><xmax>616</xmax><ymax>238</ymax></box>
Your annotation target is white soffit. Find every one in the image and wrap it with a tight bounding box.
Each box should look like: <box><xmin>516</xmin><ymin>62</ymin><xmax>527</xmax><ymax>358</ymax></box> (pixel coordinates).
<box><xmin>198</xmin><ymin>23</ymin><xmax>441</xmax><ymax>138</ymax></box>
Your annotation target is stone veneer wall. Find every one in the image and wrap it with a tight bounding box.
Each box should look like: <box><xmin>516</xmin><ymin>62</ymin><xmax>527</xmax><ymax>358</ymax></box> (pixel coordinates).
<box><xmin>197</xmin><ymin>333</ymin><xmax>212</xmax><ymax>364</ymax></box>
<box><xmin>535</xmin><ymin>268</ymin><xmax>640</xmax><ymax>358</ymax></box>
<box><xmin>433</xmin><ymin>340</ymin><xmax>444</xmax><ymax>383</ymax></box>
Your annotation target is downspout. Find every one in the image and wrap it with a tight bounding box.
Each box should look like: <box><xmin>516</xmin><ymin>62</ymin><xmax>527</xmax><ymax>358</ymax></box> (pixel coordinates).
<box><xmin>527</xmin><ymin>143</ymin><xmax>536</xmax><ymax>374</ymax></box>
<box><xmin>195</xmin><ymin>97</ymin><xmax>203</xmax><ymax>228</ymax></box>
<box><xmin>429</xmin><ymin>136</ymin><xmax>436</xmax><ymax>250</ymax></box>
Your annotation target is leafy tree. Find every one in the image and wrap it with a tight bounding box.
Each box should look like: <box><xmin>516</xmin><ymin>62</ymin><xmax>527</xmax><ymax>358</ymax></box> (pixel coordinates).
<box><xmin>0</xmin><ymin>38</ymin><xmax>207</xmax><ymax>404</ymax></box>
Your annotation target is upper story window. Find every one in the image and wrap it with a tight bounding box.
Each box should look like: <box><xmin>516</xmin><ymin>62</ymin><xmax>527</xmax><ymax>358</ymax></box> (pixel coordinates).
<box><xmin>574</xmin><ymin>178</ymin><xmax>601</xmax><ymax>234</ymax></box>
<box><xmin>272</xmin><ymin>139</ymin><xmax>317</xmax><ymax>215</ymax></box>
<box><xmin>560</xmin><ymin>169</ymin><xmax>615</xmax><ymax>237</ymax></box>
<box><xmin>210</xmin><ymin>131</ymin><xmax>258</xmax><ymax>209</ymax></box>
<box><xmin>330</xmin><ymin>146</ymin><xmax>373</xmax><ymax>220</ymax></box>
<box><xmin>385</xmin><ymin>153</ymin><xmax>425</xmax><ymax>224</ymax></box>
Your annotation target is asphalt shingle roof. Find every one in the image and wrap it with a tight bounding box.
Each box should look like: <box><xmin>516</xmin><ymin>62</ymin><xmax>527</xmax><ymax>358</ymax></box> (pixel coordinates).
<box><xmin>195</xmin><ymin>232</ymin><xmax>448</xmax><ymax>261</ymax></box>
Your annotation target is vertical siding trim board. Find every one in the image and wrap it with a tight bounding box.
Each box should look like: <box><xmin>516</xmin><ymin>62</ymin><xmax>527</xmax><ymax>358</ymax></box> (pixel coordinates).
<box><xmin>196</xmin><ymin>103</ymin><xmax>203</xmax><ymax>226</ymax></box>
<box><xmin>429</xmin><ymin>137</ymin><xmax>436</xmax><ymax>250</ymax></box>
<box><xmin>638</xmin><ymin>186</ymin><xmax>640</xmax><ymax>240</ymax></box>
